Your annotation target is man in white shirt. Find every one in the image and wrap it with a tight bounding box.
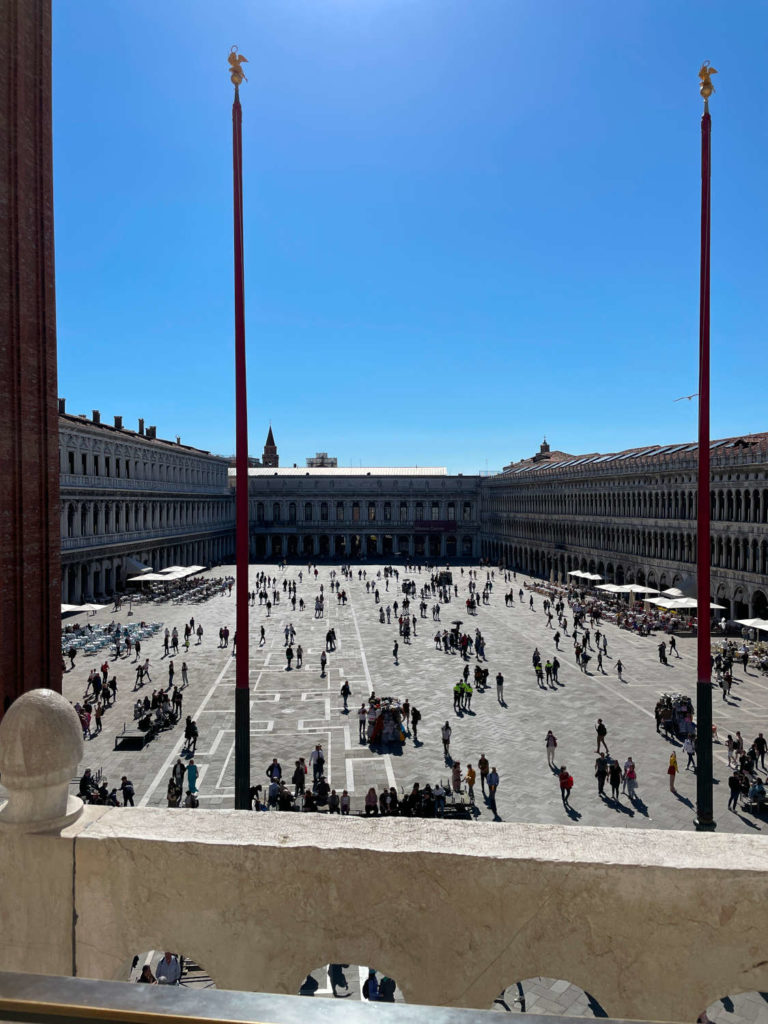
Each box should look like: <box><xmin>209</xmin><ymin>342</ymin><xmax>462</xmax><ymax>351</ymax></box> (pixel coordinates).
<box><xmin>156</xmin><ymin>952</ymin><xmax>181</xmax><ymax>985</ymax></box>
<box><xmin>682</xmin><ymin>736</ymin><xmax>696</xmax><ymax>771</ymax></box>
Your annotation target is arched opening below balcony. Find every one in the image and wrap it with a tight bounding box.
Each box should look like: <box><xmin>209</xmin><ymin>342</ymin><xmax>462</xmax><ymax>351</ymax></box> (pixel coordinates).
<box><xmin>121</xmin><ymin>950</ymin><xmax>215</xmax><ymax>989</ymax></box>
<box><xmin>491</xmin><ymin>976</ymin><xmax>607</xmax><ymax>1016</ymax></box>
<box><xmin>299</xmin><ymin>963</ymin><xmax>403</xmax><ymax>1002</ymax></box>
<box><xmin>702</xmin><ymin>990</ymin><xmax>768</xmax><ymax>1024</ymax></box>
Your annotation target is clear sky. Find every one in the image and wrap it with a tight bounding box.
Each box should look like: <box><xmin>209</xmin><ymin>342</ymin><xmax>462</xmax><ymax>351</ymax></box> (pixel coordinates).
<box><xmin>53</xmin><ymin>2</ymin><xmax>768</xmax><ymax>474</ymax></box>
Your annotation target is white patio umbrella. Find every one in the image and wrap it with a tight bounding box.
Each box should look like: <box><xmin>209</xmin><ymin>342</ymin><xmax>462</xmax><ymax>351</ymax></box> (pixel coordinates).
<box><xmin>666</xmin><ymin>597</ymin><xmax>724</xmax><ymax>610</ymax></box>
<box><xmin>596</xmin><ymin>583</ymin><xmax>622</xmax><ymax>593</ymax></box>
<box><xmin>734</xmin><ymin>618</ymin><xmax>768</xmax><ymax>632</ymax></box>
<box><xmin>625</xmin><ymin>585</ymin><xmax>659</xmax><ymax>594</ymax></box>
<box><xmin>661</xmin><ymin>587</ymin><xmax>685</xmax><ymax>598</ymax></box>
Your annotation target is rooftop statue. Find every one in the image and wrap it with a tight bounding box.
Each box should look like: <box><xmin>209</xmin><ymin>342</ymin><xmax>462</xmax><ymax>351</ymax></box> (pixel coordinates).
<box><xmin>698</xmin><ymin>61</ymin><xmax>717</xmax><ymax>100</ymax></box>
<box><xmin>228</xmin><ymin>47</ymin><xmax>248</xmax><ymax>87</ymax></box>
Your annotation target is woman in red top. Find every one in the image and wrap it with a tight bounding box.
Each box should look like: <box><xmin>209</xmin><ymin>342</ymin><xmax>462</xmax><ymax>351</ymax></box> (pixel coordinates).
<box><xmin>559</xmin><ymin>766</ymin><xmax>573</xmax><ymax>806</ymax></box>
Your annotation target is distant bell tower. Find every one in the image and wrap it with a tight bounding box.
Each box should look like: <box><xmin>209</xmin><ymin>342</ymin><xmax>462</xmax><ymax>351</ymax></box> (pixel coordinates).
<box><xmin>263</xmin><ymin>425</ymin><xmax>279</xmax><ymax>467</ymax></box>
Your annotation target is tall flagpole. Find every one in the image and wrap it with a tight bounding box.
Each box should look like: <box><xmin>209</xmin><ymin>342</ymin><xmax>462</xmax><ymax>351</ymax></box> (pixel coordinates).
<box><xmin>695</xmin><ymin>62</ymin><xmax>717</xmax><ymax>832</ymax></box>
<box><xmin>229</xmin><ymin>47</ymin><xmax>251</xmax><ymax>810</ymax></box>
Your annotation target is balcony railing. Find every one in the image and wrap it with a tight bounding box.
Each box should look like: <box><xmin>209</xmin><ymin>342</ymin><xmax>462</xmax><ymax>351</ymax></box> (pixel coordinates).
<box><xmin>62</xmin><ymin>522</ymin><xmax>234</xmax><ymax>551</ymax></box>
<box><xmin>0</xmin><ymin>691</ymin><xmax>765</xmax><ymax>1024</ymax></box>
<box><xmin>60</xmin><ymin>473</ymin><xmax>230</xmax><ymax>496</ymax></box>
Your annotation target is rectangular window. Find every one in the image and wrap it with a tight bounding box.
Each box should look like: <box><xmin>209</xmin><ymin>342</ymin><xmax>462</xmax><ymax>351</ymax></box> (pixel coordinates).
<box><xmin>431</xmin><ymin>502</ymin><xmax>439</xmax><ymax>521</ymax></box>
<box><xmin>368</xmin><ymin>502</ymin><xmax>376</xmax><ymax>522</ymax></box>
<box><xmin>126</xmin><ymin>461</ymin><xmax>130</xmax><ymax>478</ymax></box>
<box><xmin>463</xmin><ymin>502</ymin><xmax>472</xmax><ymax>521</ymax></box>
<box><xmin>400</xmin><ymin>502</ymin><xmax>407</xmax><ymax>522</ymax></box>
<box><xmin>93</xmin><ymin>456</ymin><xmax>99</xmax><ymax>476</ymax></box>
<box><xmin>352</xmin><ymin>502</ymin><xmax>360</xmax><ymax>522</ymax></box>
<box><xmin>68</xmin><ymin>451</ymin><xmax>75</xmax><ymax>473</ymax></box>
<box><xmin>321</xmin><ymin>502</ymin><xmax>329</xmax><ymax>522</ymax></box>
<box><xmin>115</xmin><ymin>458</ymin><xmax>121</xmax><ymax>478</ymax></box>
<box><xmin>336</xmin><ymin>502</ymin><xmax>344</xmax><ymax>522</ymax></box>
<box><xmin>447</xmin><ymin>502</ymin><xmax>455</xmax><ymax>520</ymax></box>
<box><xmin>81</xmin><ymin>453</ymin><xmax>87</xmax><ymax>474</ymax></box>
<box><xmin>416</xmin><ymin>502</ymin><xmax>423</xmax><ymax>519</ymax></box>
<box><xmin>105</xmin><ymin>456</ymin><xmax>111</xmax><ymax>476</ymax></box>
<box><xmin>384</xmin><ymin>502</ymin><xmax>391</xmax><ymax>521</ymax></box>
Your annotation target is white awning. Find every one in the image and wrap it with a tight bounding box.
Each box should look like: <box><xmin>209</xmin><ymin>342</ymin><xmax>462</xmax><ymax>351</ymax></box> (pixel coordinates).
<box><xmin>125</xmin><ymin>556</ymin><xmax>153</xmax><ymax>574</ymax></box>
<box><xmin>735</xmin><ymin>618</ymin><xmax>768</xmax><ymax>631</ymax></box>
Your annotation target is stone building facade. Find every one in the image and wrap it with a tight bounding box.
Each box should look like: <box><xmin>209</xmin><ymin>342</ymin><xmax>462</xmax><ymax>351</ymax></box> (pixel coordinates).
<box><xmin>59</xmin><ymin>406</ymin><xmax>234</xmax><ymax>603</ymax></box>
<box><xmin>244</xmin><ymin>467</ymin><xmax>481</xmax><ymax>561</ymax></box>
<box><xmin>480</xmin><ymin>435</ymin><xmax>768</xmax><ymax>621</ymax></box>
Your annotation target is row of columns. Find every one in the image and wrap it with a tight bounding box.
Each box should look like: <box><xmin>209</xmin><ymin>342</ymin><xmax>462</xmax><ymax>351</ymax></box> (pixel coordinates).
<box><xmin>252</xmin><ymin>533</ymin><xmax>476</xmax><ymax>560</ymax></box>
<box><xmin>61</xmin><ymin>535</ymin><xmax>232</xmax><ymax>603</ymax></box>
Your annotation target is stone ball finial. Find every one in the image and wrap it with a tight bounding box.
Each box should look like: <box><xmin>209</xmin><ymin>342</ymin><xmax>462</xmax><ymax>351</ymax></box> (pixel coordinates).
<box><xmin>0</xmin><ymin>689</ymin><xmax>84</xmax><ymax>828</ymax></box>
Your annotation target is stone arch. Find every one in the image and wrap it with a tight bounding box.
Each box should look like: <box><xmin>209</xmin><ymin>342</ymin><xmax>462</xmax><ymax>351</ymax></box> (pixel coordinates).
<box><xmin>752</xmin><ymin>589</ymin><xmax>768</xmax><ymax>619</ymax></box>
<box><xmin>299</xmin><ymin>962</ymin><xmax>403</xmax><ymax>1002</ymax></box>
<box><xmin>492</xmin><ymin>976</ymin><xmax>608</xmax><ymax>1017</ymax></box>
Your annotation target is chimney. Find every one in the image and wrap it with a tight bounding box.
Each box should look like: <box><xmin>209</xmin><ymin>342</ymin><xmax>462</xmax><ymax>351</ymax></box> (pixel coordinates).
<box><xmin>138</xmin><ymin>418</ymin><xmax>144</xmax><ymax>435</ymax></box>
<box><xmin>92</xmin><ymin>409</ymin><xmax>100</xmax><ymax>424</ymax></box>
<box><xmin>176</xmin><ymin>435</ymin><xmax>181</xmax><ymax>445</ymax></box>
<box><xmin>58</xmin><ymin>398</ymin><xmax>66</xmax><ymax>414</ymax></box>
<box><xmin>114</xmin><ymin>415</ymin><xmax>123</xmax><ymax>429</ymax></box>
<box><xmin>147</xmin><ymin>425</ymin><xmax>157</xmax><ymax>440</ymax></box>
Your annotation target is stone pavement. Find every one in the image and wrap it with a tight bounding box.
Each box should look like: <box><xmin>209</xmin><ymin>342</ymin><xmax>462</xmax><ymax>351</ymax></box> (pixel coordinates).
<box><xmin>64</xmin><ymin>562</ymin><xmax>768</xmax><ymax>836</ymax></box>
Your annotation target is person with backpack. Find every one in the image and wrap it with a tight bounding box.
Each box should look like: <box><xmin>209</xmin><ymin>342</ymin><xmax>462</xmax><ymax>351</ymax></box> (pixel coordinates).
<box><xmin>340</xmin><ymin>679</ymin><xmax>351</xmax><ymax>711</ymax></box>
<box><xmin>410</xmin><ymin>705</ymin><xmax>421</xmax><ymax>741</ymax></box>
<box><xmin>595</xmin><ymin>718</ymin><xmax>609</xmax><ymax>754</ymax></box>
<box><xmin>362</xmin><ymin>970</ymin><xmax>379</xmax><ymax>1001</ymax></box>
<box><xmin>119</xmin><ymin>776</ymin><xmax>135</xmax><ymax>807</ymax></box>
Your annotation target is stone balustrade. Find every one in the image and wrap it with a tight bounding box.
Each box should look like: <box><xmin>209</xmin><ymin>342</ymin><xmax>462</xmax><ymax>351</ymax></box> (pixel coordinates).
<box><xmin>1</xmin><ymin>691</ymin><xmax>767</xmax><ymax>1021</ymax></box>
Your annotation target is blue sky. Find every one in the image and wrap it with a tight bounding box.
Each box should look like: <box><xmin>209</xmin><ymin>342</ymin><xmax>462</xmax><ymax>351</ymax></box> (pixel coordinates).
<box><xmin>53</xmin><ymin>2</ymin><xmax>768</xmax><ymax>473</ymax></box>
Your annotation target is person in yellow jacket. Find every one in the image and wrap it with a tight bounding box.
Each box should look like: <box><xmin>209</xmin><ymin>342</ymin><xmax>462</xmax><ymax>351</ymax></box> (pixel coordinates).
<box><xmin>465</xmin><ymin>763</ymin><xmax>476</xmax><ymax>804</ymax></box>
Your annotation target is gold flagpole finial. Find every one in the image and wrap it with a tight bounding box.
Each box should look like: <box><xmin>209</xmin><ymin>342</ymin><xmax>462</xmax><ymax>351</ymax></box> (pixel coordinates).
<box><xmin>698</xmin><ymin>62</ymin><xmax>717</xmax><ymax>105</ymax></box>
<box><xmin>228</xmin><ymin>46</ymin><xmax>249</xmax><ymax>88</ymax></box>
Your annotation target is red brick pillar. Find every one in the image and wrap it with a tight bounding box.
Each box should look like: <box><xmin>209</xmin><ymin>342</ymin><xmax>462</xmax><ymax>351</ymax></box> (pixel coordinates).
<box><xmin>0</xmin><ymin>0</ymin><xmax>61</xmax><ymax>715</ymax></box>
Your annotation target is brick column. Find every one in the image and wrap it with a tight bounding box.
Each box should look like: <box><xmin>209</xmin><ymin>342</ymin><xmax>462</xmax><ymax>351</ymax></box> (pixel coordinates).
<box><xmin>0</xmin><ymin>0</ymin><xmax>61</xmax><ymax>715</ymax></box>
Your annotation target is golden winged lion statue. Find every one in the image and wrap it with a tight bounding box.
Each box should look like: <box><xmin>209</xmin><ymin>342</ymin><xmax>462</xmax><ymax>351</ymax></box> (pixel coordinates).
<box><xmin>228</xmin><ymin>47</ymin><xmax>248</xmax><ymax>86</ymax></box>
<box><xmin>698</xmin><ymin>61</ymin><xmax>717</xmax><ymax>100</ymax></box>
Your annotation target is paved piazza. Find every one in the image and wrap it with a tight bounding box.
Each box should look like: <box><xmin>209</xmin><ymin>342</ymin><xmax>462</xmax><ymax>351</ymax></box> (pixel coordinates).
<box><xmin>65</xmin><ymin>563</ymin><xmax>768</xmax><ymax>834</ymax></box>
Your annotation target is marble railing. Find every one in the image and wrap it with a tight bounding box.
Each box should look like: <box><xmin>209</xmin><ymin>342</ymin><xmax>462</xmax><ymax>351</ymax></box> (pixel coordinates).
<box><xmin>0</xmin><ymin>691</ymin><xmax>766</xmax><ymax>1023</ymax></box>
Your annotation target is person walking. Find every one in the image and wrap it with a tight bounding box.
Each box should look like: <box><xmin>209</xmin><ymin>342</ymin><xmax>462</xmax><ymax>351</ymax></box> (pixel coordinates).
<box><xmin>487</xmin><ymin>767</ymin><xmax>499</xmax><ymax>818</ymax></box>
<box><xmin>465</xmin><ymin>763</ymin><xmax>476</xmax><ymax>804</ymax></box>
<box><xmin>340</xmin><ymin>679</ymin><xmax>351</xmax><ymax>711</ymax></box>
<box><xmin>545</xmin><ymin>730</ymin><xmax>557</xmax><ymax>768</ymax></box>
<box><xmin>357</xmin><ymin>703</ymin><xmax>368</xmax><ymax>742</ymax></box>
<box><xmin>608</xmin><ymin>759</ymin><xmax>622</xmax><ymax>801</ymax></box>
<box><xmin>727</xmin><ymin>770</ymin><xmax>741</xmax><ymax>811</ymax></box>
<box><xmin>410</xmin><ymin>705</ymin><xmax>421</xmax><ymax>742</ymax></box>
<box><xmin>478</xmin><ymin>754</ymin><xmax>490</xmax><ymax>795</ymax></box>
<box><xmin>616</xmin><ymin>659</ymin><xmax>623</xmax><ymax>680</ymax></box>
<box><xmin>595</xmin><ymin>754</ymin><xmax>608</xmax><ymax>796</ymax></box>
<box><xmin>621</xmin><ymin>756</ymin><xmax>635</xmax><ymax>795</ymax></box>
<box><xmin>320</xmin><ymin>651</ymin><xmax>327</xmax><ymax>677</ymax></box>
<box><xmin>683</xmin><ymin>736</ymin><xmax>697</xmax><ymax>771</ymax></box>
<box><xmin>624</xmin><ymin>759</ymin><xmax>638</xmax><ymax>800</ymax></box>
<box><xmin>186</xmin><ymin>759</ymin><xmax>199</xmax><ymax>794</ymax></box>
<box><xmin>595</xmin><ymin>718</ymin><xmax>609</xmax><ymax>754</ymax></box>
<box><xmin>181</xmin><ymin>662</ymin><xmax>189</xmax><ymax>688</ymax></box>
<box><xmin>496</xmin><ymin>671</ymin><xmax>504</xmax><ymax>702</ymax></box>
<box><xmin>441</xmin><ymin>721</ymin><xmax>452</xmax><ymax>757</ymax></box>
<box><xmin>392</xmin><ymin>641</ymin><xmax>399</xmax><ymax>665</ymax></box>
<box><xmin>668</xmin><ymin>752</ymin><xmax>679</xmax><ymax>793</ymax></box>
<box><xmin>559</xmin><ymin>766</ymin><xmax>573</xmax><ymax>807</ymax></box>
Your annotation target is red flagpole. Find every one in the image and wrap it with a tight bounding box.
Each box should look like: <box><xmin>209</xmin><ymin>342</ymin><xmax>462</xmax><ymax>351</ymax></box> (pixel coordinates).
<box><xmin>231</xmin><ymin>57</ymin><xmax>251</xmax><ymax>810</ymax></box>
<box><xmin>695</xmin><ymin>66</ymin><xmax>716</xmax><ymax>831</ymax></box>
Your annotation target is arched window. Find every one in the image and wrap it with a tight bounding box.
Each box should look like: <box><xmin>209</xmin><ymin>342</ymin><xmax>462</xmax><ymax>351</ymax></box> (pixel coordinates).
<box><xmin>256</xmin><ymin>502</ymin><xmax>264</xmax><ymax>524</ymax></box>
<box><xmin>352</xmin><ymin>502</ymin><xmax>360</xmax><ymax>522</ymax></box>
<box><xmin>368</xmin><ymin>502</ymin><xmax>376</xmax><ymax>522</ymax></box>
<box><xmin>431</xmin><ymin>501</ymin><xmax>440</xmax><ymax>521</ymax></box>
<box><xmin>304</xmin><ymin>502</ymin><xmax>312</xmax><ymax>522</ymax></box>
<box><xmin>383</xmin><ymin>502</ymin><xmax>391</xmax><ymax>521</ymax></box>
<box><xmin>288</xmin><ymin>503</ymin><xmax>296</xmax><ymax>524</ymax></box>
<box><xmin>447</xmin><ymin>502</ymin><xmax>455</xmax><ymax>520</ymax></box>
<box><xmin>415</xmin><ymin>502</ymin><xmax>424</xmax><ymax>520</ymax></box>
<box><xmin>463</xmin><ymin>502</ymin><xmax>472</xmax><ymax>521</ymax></box>
<box><xmin>336</xmin><ymin>501</ymin><xmax>344</xmax><ymax>522</ymax></box>
<box><xmin>273</xmin><ymin>502</ymin><xmax>281</xmax><ymax>523</ymax></box>
<box><xmin>321</xmin><ymin>502</ymin><xmax>329</xmax><ymax>522</ymax></box>
<box><xmin>400</xmin><ymin>502</ymin><xmax>408</xmax><ymax>522</ymax></box>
